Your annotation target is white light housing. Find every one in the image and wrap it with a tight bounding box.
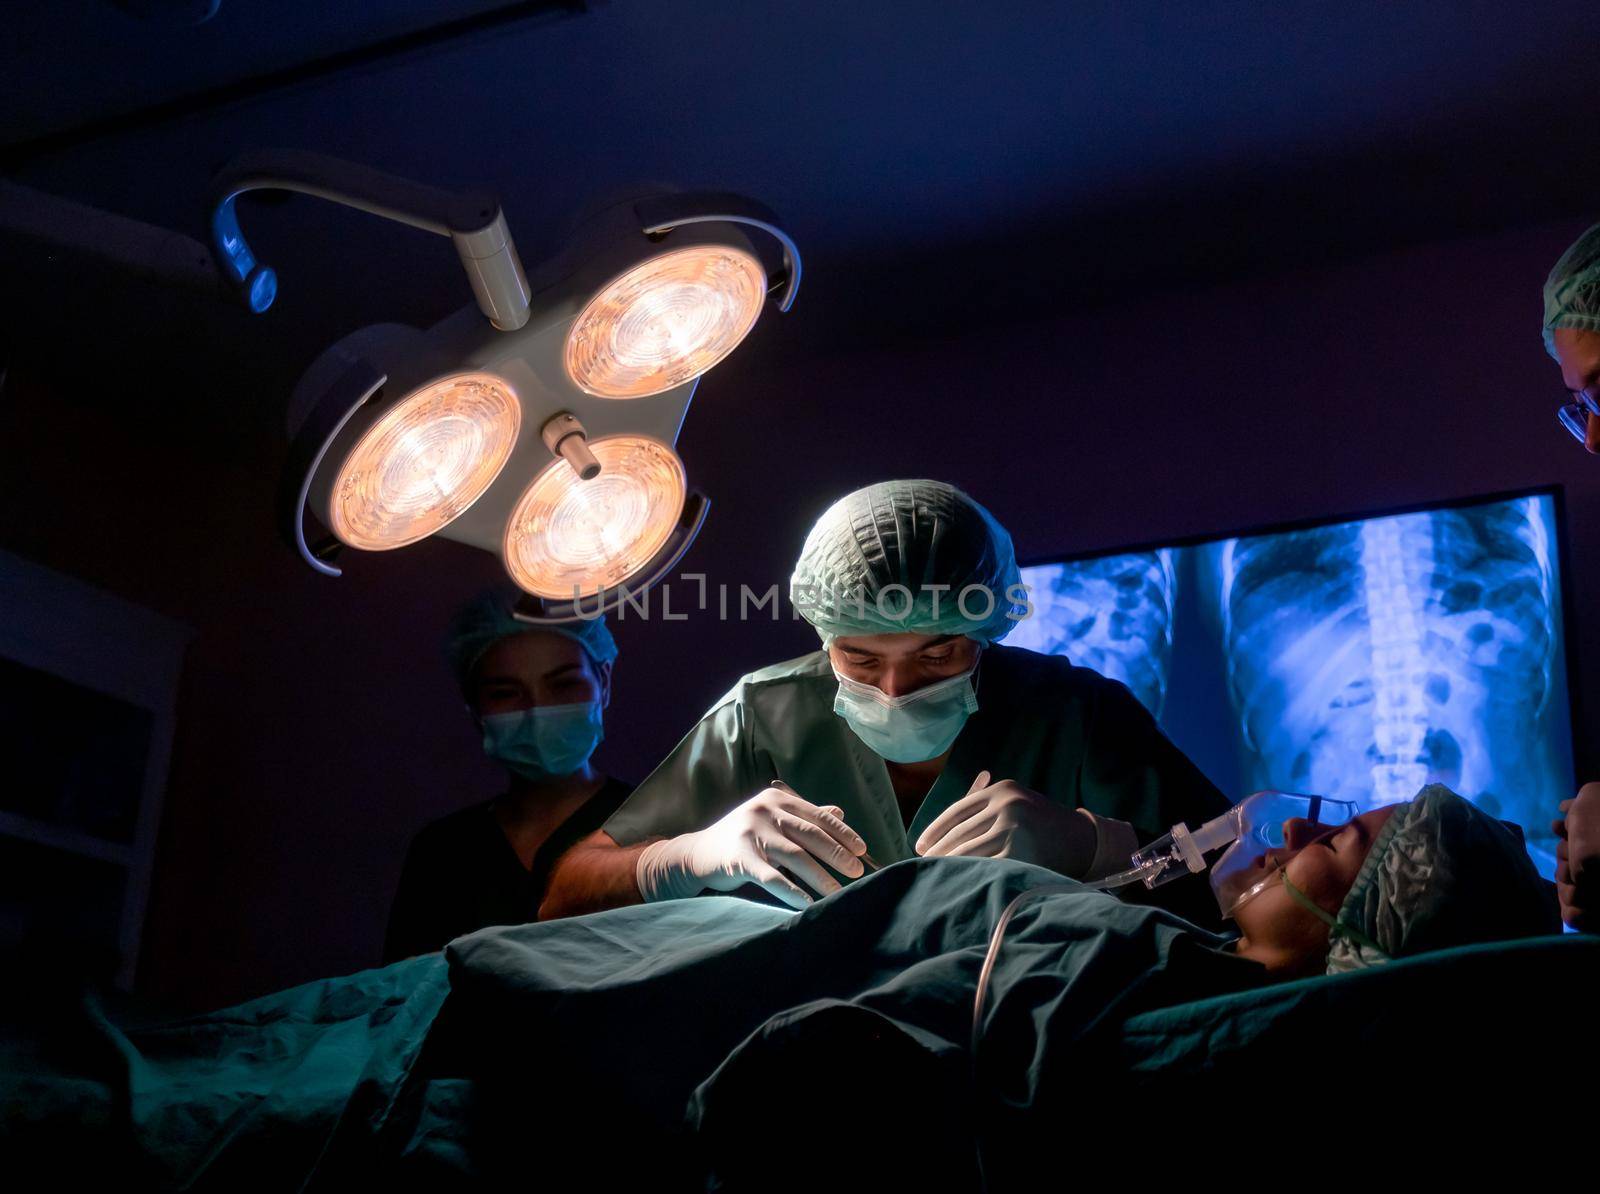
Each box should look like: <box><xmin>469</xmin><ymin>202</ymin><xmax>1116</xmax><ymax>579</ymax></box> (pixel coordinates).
<box><xmin>502</xmin><ymin>434</ymin><xmax>687</xmax><ymax>598</ymax></box>
<box><xmin>228</xmin><ymin>157</ymin><xmax>801</xmax><ymax>600</ymax></box>
<box><xmin>564</xmin><ymin>245</ymin><xmax>766</xmax><ymax>398</ymax></box>
<box><xmin>326</xmin><ymin>372</ymin><xmax>520</xmax><ymax>550</ymax></box>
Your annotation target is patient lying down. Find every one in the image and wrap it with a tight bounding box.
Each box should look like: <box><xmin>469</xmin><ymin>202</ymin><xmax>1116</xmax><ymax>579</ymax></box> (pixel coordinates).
<box><xmin>437</xmin><ymin>786</ymin><xmax>1560</xmax><ymax>1181</ymax></box>
<box><xmin>1</xmin><ymin>784</ymin><xmax>1562</xmax><ymax>1193</ymax></box>
<box><xmin>684</xmin><ymin>785</ymin><xmax>1562</xmax><ymax>1188</ymax></box>
<box><xmin>1223</xmin><ymin>784</ymin><xmax>1558</xmax><ymax>978</ymax></box>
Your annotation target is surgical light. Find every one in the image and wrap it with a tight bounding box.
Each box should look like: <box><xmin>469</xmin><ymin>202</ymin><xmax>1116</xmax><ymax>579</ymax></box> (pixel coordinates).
<box><xmin>206</xmin><ymin>151</ymin><xmax>799</xmax><ymax>617</ymax></box>
<box><xmin>326</xmin><ymin>371</ymin><xmax>520</xmax><ymax>550</ymax></box>
<box><xmin>564</xmin><ymin>245</ymin><xmax>767</xmax><ymax>398</ymax></box>
<box><xmin>503</xmin><ymin>435</ymin><xmax>687</xmax><ymax>599</ymax></box>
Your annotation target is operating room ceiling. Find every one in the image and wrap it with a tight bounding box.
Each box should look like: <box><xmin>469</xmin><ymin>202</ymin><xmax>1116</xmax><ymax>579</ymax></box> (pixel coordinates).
<box><xmin>5</xmin><ymin>0</ymin><xmax>1600</xmax><ymax>353</ymax></box>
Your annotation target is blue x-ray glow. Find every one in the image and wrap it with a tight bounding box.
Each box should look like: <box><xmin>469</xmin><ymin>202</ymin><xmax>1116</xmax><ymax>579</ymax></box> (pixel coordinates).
<box><xmin>1015</xmin><ymin>493</ymin><xmax>1572</xmax><ymax>877</ymax></box>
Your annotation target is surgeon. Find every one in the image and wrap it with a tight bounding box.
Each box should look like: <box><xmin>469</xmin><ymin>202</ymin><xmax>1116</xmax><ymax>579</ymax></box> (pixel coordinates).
<box><xmin>1541</xmin><ymin>223</ymin><xmax>1600</xmax><ymax>932</ymax></box>
<box><xmin>540</xmin><ymin>479</ymin><xmax>1231</xmax><ymax>922</ymax></box>
<box><xmin>383</xmin><ymin>592</ymin><xmax>633</xmax><ymax>961</ymax></box>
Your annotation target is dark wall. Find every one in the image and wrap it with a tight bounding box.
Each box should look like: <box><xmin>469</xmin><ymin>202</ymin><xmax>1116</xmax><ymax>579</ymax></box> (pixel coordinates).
<box><xmin>2</xmin><ymin>217</ymin><xmax>1593</xmax><ymax>1010</ymax></box>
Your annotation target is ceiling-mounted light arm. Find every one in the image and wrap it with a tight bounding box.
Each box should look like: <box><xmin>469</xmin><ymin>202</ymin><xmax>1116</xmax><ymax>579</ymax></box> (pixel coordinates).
<box><xmin>208</xmin><ymin>149</ymin><xmax>532</xmax><ymax>329</ymax></box>
<box><xmin>0</xmin><ymin>178</ymin><xmax>231</xmax><ymax>300</ymax></box>
<box><xmin>634</xmin><ymin>192</ymin><xmax>802</xmax><ymax>312</ymax></box>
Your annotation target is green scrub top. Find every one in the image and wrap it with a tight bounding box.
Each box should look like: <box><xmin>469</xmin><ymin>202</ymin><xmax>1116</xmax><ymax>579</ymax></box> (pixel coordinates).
<box><xmin>603</xmin><ymin>645</ymin><xmax>1230</xmax><ymax>868</ymax></box>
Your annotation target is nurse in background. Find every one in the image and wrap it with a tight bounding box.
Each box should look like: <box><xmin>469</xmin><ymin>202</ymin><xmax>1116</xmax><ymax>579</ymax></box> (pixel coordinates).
<box><xmin>383</xmin><ymin>592</ymin><xmax>632</xmax><ymax>961</ymax></box>
<box><xmin>1541</xmin><ymin>221</ymin><xmax>1600</xmax><ymax>931</ymax></box>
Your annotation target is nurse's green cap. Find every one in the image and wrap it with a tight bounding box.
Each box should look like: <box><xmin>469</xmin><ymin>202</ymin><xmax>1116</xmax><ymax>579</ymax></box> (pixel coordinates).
<box><xmin>445</xmin><ymin>589</ymin><xmax>618</xmax><ymax>694</ymax></box>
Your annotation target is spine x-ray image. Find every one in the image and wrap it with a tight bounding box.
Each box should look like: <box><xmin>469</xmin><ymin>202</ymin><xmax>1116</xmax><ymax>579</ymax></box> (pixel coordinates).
<box><xmin>1005</xmin><ymin>550</ymin><xmax>1178</xmax><ymax>718</ymax></box>
<box><xmin>1015</xmin><ymin>493</ymin><xmax>1572</xmax><ymax>875</ymax></box>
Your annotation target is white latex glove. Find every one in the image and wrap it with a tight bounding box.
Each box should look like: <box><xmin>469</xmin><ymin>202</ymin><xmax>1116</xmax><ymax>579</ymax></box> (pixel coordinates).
<box><xmin>635</xmin><ymin>782</ymin><xmax>868</xmax><ymax>910</ymax></box>
<box><xmin>915</xmin><ymin>770</ymin><xmax>1098</xmax><ymax>877</ymax></box>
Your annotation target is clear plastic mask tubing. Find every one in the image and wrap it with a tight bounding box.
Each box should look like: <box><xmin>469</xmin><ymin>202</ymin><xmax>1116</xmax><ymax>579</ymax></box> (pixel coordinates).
<box><xmin>972</xmin><ymin>883</ymin><xmax>1074</xmax><ymax>1054</ymax></box>
<box><xmin>969</xmin><ymin>838</ymin><xmax>1223</xmax><ymax>1184</ymax></box>
<box><xmin>1088</xmin><ymin>792</ymin><xmax>1327</xmax><ymax>896</ymax></box>
<box><xmin>974</xmin><ymin>804</ymin><xmax>1253</xmax><ymax>1056</ymax></box>
<box><xmin>973</xmin><ymin>789</ymin><xmax>1353</xmax><ymax>1193</ymax></box>
<box><xmin>975</xmin><ymin>792</ymin><xmax>1356</xmax><ymax>1091</ymax></box>
<box><xmin>1079</xmin><ymin>860</ymin><xmax>1161</xmax><ymax>892</ymax></box>
<box><xmin>969</xmin><ymin>880</ymin><xmax>1076</xmax><ymax>1190</ymax></box>
<box><xmin>1078</xmin><ymin>819</ymin><xmax>1216</xmax><ymax>894</ymax></box>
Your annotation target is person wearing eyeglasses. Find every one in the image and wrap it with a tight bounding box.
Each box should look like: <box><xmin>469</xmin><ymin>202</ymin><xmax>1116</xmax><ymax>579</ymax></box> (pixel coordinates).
<box><xmin>1549</xmin><ymin>222</ymin><xmax>1600</xmax><ymax>452</ymax></box>
<box><xmin>1542</xmin><ymin>221</ymin><xmax>1600</xmax><ymax>931</ymax></box>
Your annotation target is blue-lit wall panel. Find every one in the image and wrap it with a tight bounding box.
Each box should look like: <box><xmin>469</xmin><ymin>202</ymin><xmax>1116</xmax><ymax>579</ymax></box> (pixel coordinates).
<box><xmin>1016</xmin><ymin>493</ymin><xmax>1572</xmax><ymax>876</ymax></box>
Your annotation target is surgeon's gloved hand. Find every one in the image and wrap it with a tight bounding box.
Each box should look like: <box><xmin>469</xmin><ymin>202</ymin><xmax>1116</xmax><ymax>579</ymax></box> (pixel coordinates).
<box><xmin>1553</xmin><ymin>782</ymin><xmax>1600</xmax><ymax>932</ymax></box>
<box><xmin>635</xmin><ymin>783</ymin><xmax>868</xmax><ymax>911</ymax></box>
<box><xmin>915</xmin><ymin>771</ymin><xmax>1104</xmax><ymax>878</ymax></box>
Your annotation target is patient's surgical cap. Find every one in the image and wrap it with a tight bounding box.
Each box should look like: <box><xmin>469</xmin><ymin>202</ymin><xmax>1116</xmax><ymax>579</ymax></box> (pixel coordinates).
<box><xmin>445</xmin><ymin>590</ymin><xmax>618</xmax><ymax>692</ymax></box>
<box><xmin>789</xmin><ymin>479</ymin><xmax>1026</xmax><ymax>647</ymax></box>
<box><xmin>1326</xmin><ymin>785</ymin><xmax>1559</xmax><ymax>975</ymax></box>
<box><xmin>1543</xmin><ymin>221</ymin><xmax>1600</xmax><ymax>359</ymax></box>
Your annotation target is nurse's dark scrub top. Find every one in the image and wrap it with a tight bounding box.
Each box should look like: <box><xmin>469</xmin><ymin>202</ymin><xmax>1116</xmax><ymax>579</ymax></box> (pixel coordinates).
<box><xmin>385</xmin><ymin>776</ymin><xmax>633</xmax><ymax>962</ymax></box>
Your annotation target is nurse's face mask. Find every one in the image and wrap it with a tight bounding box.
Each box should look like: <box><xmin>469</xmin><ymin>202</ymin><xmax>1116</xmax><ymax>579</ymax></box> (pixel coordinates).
<box><xmin>832</xmin><ymin>660</ymin><xmax>980</xmax><ymax>764</ymax></box>
<box><xmin>471</xmin><ymin>632</ymin><xmax>607</xmax><ymax>782</ymax></box>
<box><xmin>480</xmin><ymin>702</ymin><xmax>605</xmax><ymax>782</ymax></box>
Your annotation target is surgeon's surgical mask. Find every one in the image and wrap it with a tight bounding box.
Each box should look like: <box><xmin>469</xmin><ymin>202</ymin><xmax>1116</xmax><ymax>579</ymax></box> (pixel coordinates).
<box><xmin>1209</xmin><ymin>791</ymin><xmax>1360</xmax><ymax>918</ymax></box>
<box><xmin>480</xmin><ymin>701</ymin><xmax>605</xmax><ymax>782</ymax></box>
<box><xmin>832</xmin><ymin>663</ymin><xmax>979</xmax><ymax>764</ymax></box>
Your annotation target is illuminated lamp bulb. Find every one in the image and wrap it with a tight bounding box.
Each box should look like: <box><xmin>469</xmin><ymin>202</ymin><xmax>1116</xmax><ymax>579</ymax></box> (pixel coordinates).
<box><xmin>564</xmin><ymin>245</ymin><xmax>766</xmax><ymax>398</ymax></box>
<box><xmin>503</xmin><ymin>435</ymin><xmax>686</xmax><ymax>598</ymax></box>
<box><xmin>328</xmin><ymin>372</ymin><xmax>520</xmax><ymax>550</ymax></box>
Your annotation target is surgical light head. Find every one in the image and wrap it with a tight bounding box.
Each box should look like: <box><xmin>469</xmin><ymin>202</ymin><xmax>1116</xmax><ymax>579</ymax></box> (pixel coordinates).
<box><xmin>503</xmin><ymin>435</ymin><xmax>687</xmax><ymax>599</ymax></box>
<box><xmin>211</xmin><ymin>151</ymin><xmax>800</xmax><ymax>621</ymax></box>
<box><xmin>565</xmin><ymin>245</ymin><xmax>767</xmax><ymax>398</ymax></box>
<box><xmin>325</xmin><ymin>372</ymin><xmax>521</xmax><ymax>551</ymax></box>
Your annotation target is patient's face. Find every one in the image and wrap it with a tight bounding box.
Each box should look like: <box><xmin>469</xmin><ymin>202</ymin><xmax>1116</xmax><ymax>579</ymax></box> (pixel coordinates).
<box><xmin>828</xmin><ymin>632</ymin><xmax>981</xmax><ymax>698</ymax></box>
<box><xmin>1232</xmin><ymin>804</ymin><xmax>1400</xmax><ymax>976</ymax></box>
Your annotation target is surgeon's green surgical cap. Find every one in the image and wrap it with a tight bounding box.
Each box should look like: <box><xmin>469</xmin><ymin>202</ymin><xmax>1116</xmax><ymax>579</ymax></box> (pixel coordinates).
<box><xmin>1326</xmin><ymin>785</ymin><xmax>1560</xmax><ymax>975</ymax></box>
<box><xmin>789</xmin><ymin>480</ymin><xmax>1026</xmax><ymax>647</ymax></box>
<box><xmin>445</xmin><ymin>590</ymin><xmax>618</xmax><ymax>693</ymax></box>
<box><xmin>1543</xmin><ymin>221</ymin><xmax>1600</xmax><ymax>358</ymax></box>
